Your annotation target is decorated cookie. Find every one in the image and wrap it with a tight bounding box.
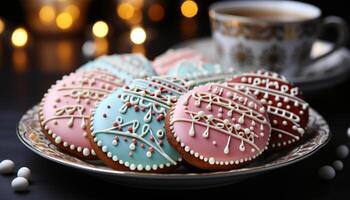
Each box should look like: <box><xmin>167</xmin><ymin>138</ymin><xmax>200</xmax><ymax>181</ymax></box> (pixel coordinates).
<box><xmin>77</xmin><ymin>54</ymin><xmax>156</xmax><ymax>84</ymax></box>
<box><xmin>228</xmin><ymin>70</ymin><xmax>309</xmax><ymax>149</ymax></box>
<box><xmin>89</xmin><ymin>77</ymin><xmax>192</xmax><ymax>171</ymax></box>
<box><xmin>166</xmin><ymin>60</ymin><xmax>236</xmax><ymax>85</ymax></box>
<box><xmin>152</xmin><ymin>48</ymin><xmax>209</xmax><ymax>75</ymax></box>
<box><xmin>166</xmin><ymin>83</ymin><xmax>271</xmax><ymax>171</ymax></box>
<box><xmin>39</xmin><ymin>71</ymin><xmax>123</xmax><ymax>159</ymax></box>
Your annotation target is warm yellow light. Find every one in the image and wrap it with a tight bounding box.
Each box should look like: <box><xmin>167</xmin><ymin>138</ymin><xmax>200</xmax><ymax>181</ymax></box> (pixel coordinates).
<box><xmin>181</xmin><ymin>0</ymin><xmax>198</xmax><ymax>18</ymax></box>
<box><xmin>132</xmin><ymin>44</ymin><xmax>145</xmax><ymax>55</ymax></box>
<box><xmin>148</xmin><ymin>4</ymin><xmax>165</xmax><ymax>22</ymax></box>
<box><xmin>11</xmin><ymin>28</ymin><xmax>28</xmax><ymax>47</ymax></box>
<box><xmin>65</xmin><ymin>5</ymin><xmax>80</xmax><ymax>20</ymax></box>
<box><xmin>117</xmin><ymin>3</ymin><xmax>135</xmax><ymax>20</ymax></box>
<box><xmin>92</xmin><ymin>21</ymin><xmax>109</xmax><ymax>38</ymax></box>
<box><xmin>39</xmin><ymin>5</ymin><xmax>56</xmax><ymax>23</ymax></box>
<box><xmin>56</xmin><ymin>12</ymin><xmax>73</xmax><ymax>30</ymax></box>
<box><xmin>130</xmin><ymin>26</ymin><xmax>146</xmax><ymax>44</ymax></box>
<box><xmin>0</xmin><ymin>18</ymin><xmax>5</xmax><ymax>34</ymax></box>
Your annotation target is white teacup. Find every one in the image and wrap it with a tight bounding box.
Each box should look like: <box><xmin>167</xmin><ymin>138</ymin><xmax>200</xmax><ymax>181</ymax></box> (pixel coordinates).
<box><xmin>209</xmin><ymin>1</ymin><xmax>348</xmax><ymax>76</ymax></box>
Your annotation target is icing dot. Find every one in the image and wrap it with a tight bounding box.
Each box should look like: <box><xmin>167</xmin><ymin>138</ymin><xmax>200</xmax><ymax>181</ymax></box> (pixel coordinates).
<box><xmin>112</xmin><ymin>155</ymin><xmax>118</xmax><ymax>161</ymax></box>
<box><xmin>55</xmin><ymin>136</ymin><xmax>62</xmax><ymax>144</ymax></box>
<box><xmin>82</xmin><ymin>148</ymin><xmax>90</xmax><ymax>156</ymax></box>
<box><xmin>234</xmin><ymin>124</ymin><xmax>241</xmax><ymax>130</ymax></box>
<box><xmin>130</xmin><ymin>164</ymin><xmax>137</xmax><ymax>170</ymax></box>
<box><xmin>137</xmin><ymin>164</ymin><xmax>143</xmax><ymax>171</ymax></box>
<box><xmin>223</xmin><ymin>119</ymin><xmax>230</xmax><ymax>125</ymax></box>
<box><xmin>248</xmin><ymin>102</ymin><xmax>254</xmax><ymax>108</ymax></box>
<box><xmin>197</xmin><ymin>111</ymin><xmax>205</xmax><ymax>117</ymax></box>
<box><xmin>282</xmin><ymin>121</ymin><xmax>288</xmax><ymax>126</ymax></box>
<box><xmin>212</xmin><ymin>141</ymin><xmax>217</xmax><ymax>145</ymax></box>
<box><xmin>208</xmin><ymin>157</ymin><xmax>215</xmax><ymax>165</ymax></box>
<box><xmin>146</xmin><ymin>151</ymin><xmax>152</xmax><ymax>158</ymax></box>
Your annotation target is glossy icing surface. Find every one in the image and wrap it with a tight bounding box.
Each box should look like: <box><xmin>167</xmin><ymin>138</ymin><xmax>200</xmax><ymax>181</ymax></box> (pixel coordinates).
<box><xmin>169</xmin><ymin>83</ymin><xmax>271</xmax><ymax>166</ymax></box>
<box><xmin>152</xmin><ymin>48</ymin><xmax>209</xmax><ymax>75</ymax></box>
<box><xmin>91</xmin><ymin>77</ymin><xmax>191</xmax><ymax>171</ymax></box>
<box><xmin>77</xmin><ymin>54</ymin><xmax>155</xmax><ymax>84</ymax></box>
<box><xmin>40</xmin><ymin>71</ymin><xmax>123</xmax><ymax>157</ymax></box>
<box><xmin>228</xmin><ymin>70</ymin><xmax>309</xmax><ymax>148</ymax></box>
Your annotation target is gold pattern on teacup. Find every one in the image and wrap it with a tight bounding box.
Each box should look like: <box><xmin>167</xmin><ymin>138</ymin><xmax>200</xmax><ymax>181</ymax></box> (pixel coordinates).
<box><xmin>211</xmin><ymin>18</ymin><xmax>317</xmax><ymax>41</ymax></box>
<box><xmin>260</xmin><ymin>45</ymin><xmax>286</xmax><ymax>71</ymax></box>
<box><xmin>230</xmin><ymin>43</ymin><xmax>253</xmax><ymax>67</ymax></box>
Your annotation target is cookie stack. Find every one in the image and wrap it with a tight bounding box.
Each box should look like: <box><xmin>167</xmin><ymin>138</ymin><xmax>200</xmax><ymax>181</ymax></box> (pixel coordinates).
<box><xmin>39</xmin><ymin>49</ymin><xmax>309</xmax><ymax>172</ymax></box>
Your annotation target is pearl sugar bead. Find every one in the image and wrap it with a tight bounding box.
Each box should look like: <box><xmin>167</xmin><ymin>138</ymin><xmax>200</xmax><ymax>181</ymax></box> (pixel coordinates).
<box><xmin>17</xmin><ymin>167</ymin><xmax>31</xmax><ymax>180</ymax></box>
<box><xmin>0</xmin><ymin>160</ymin><xmax>15</xmax><ymax>174</ymax></box>
<box><xmin>11</xmin><ymin>177</ymin><xmax>29</xmax><ymax>192</ymax></box>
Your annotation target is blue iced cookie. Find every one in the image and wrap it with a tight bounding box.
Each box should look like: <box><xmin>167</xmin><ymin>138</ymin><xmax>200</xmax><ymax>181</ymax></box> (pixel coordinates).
<box><xmin>77</xmin><ymin>54</ymin><xmax>156</xmax><ymax>84</ymax></box>
<box><xmin>89</xmin><ymin>77</ymin><xmax>191</xmax><ymax>172</ymax></box>
<box><xmin>166</xmin><ymin>60</ymin><xmax>237</xmax><ymax>85</ymax></box>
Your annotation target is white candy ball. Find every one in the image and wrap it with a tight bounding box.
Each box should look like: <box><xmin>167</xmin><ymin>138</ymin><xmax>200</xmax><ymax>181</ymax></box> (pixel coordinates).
<box><xmin>17</xmin><ymin>167</ymin><xmax>31</xmax><ymax>180</ymax></box>
<box><xmin>0</xmin><ymin>160</ymin><xmax>15</xmax><ymax>174</ymax></box>
<box><xmin>318</xmin><ymin>165</ymin><xmax>336</xmax><ymax>180</ymax></box>
<box><xmin>347</xmin><ymin>127</ymin><xmax>350</xmax><ymax>138</ymax></box>
<box><xmin>11</xmin><ymin>177</ymin><xmax>29</xmax><ymax>192</ymax></box>
<box><xmin>333</xmin><ymin>160</ymin><xmax>344</xmax><ymax>171</ymax></box>
<box><xmin>336</xmin><ymin>145</ymin><xmax>349</xmax><ymax>159</ymax></box>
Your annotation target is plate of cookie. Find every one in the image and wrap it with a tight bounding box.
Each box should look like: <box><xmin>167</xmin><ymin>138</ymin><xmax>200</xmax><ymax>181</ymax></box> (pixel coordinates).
<box><xmin>17</xmin><ymin>53</ymin><xmax>330</xmax><ymax>189</ymax></box>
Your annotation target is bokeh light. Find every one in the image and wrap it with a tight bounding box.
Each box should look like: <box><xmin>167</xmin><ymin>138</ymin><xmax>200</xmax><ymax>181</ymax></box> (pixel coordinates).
<box><xmin>65</xmin><ymin>4</ymin><xmax>80</xmax><ymax>20</ymax></box>
<box><xmin>117</xmin><ymin>3</ymin><xmax>135</xmax><ymax>20</ymax></box>
<box><xmin>56</xmin><ymin>12</ymin><xmax>73</xmax><ymax>30</ymax></box>
<box><xmin>148</xmin><ymin>3</ymin><xmax>165</xmax><ymax>22</ymax></box>
<box><xmin>39</xmin><ymin>5</ymin><xmax>56</xmax><ymax>24</ymax></box>
<box><xmin>132</xmin><ymin>44</ymin><xmax>145</xmax><ymax>55</ymax></box>
<box><xmin>181</xmin><ymin>0</ymin><xmax>198</xmax><ymax>18</ymax></box>
<box><xmin>130</xmin><ymin>26</ymin><xmax>146</xmax><ymax>44</ymax></box>
<box><xmin>92</xmin><ymin>21</ymin><xmax>109</xmax><ymax>38</ymax></box>
<box><xmin>0</xmin><ymin>18</ymin><xmax>5</xmax><ymax>34</ymax></box>
<box><xmin>11</xmin><ymin>28</ymin><xmax>29</xmax><ymax>47</ymax></box>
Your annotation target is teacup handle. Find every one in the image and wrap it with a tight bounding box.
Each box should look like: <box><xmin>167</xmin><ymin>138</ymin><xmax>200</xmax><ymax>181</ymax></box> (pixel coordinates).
<box><xmin>311</xmin><ymin>16</ymin><xmax>349</xmax><ymax>63</ymax></box>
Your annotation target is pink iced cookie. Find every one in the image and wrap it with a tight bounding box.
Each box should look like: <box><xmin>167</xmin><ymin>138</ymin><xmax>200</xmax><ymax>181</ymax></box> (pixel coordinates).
<box><xmin>166</xmin><ymin>83</ymin><xmax>271</xmax><ymax>170</ymax></box>
<box><xmin>39</xmin><ymin>71</ymin><xmax>123</xmax><ymax>159</ymax></box>
<box><xmin>152</xmin><ymin>48</ymin><xmax>209</xmax><ymax>75</ymax></box>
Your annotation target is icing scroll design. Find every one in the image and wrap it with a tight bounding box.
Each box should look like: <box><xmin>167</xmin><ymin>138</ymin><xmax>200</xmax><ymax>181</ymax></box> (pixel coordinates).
<box><xmin>43</xmin><ymin>105</ymin><xmax>89</xmax><ymax>129</ymax></box>
<box><xmin>59</xmin><ymin>72</ymin><xmax>123</xmax><ymax>103</ymax></box>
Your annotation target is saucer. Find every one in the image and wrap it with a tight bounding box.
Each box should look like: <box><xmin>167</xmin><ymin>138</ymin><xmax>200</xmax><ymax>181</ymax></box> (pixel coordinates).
<box><xmin>17</xmin><ymin>105</ymin><xmax>330</xmax><ymax>189</ymax></box>
<box><xmin>173</xmin><ymin>38</ymin><xmax>350</xmax><ymax>94</ymax></box>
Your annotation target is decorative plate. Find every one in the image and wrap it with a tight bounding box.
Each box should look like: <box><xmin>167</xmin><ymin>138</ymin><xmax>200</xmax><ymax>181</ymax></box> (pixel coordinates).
<box><xmin>173</xmin><ymin>38</ymin><xmax>350</xmax><ymax>94</ymax></box>
<box><xmin>17</xmin><ymin>105</ymin><xmax>330</xmax><ymax>189</ymax></box>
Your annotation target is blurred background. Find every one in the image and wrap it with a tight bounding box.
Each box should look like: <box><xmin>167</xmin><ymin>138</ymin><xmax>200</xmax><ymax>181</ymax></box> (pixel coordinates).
<box><xmin>0</xmin><ymin>0</ymin><xmax>349</xmax><ymax>110</ymax></box>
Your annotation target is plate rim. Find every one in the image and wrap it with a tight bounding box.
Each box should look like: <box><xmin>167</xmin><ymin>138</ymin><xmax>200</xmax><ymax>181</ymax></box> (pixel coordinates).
<box><xmin>17</xmin><ymin>106</ymin><xmax>331</xmax><ymax>180</ymax></box>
